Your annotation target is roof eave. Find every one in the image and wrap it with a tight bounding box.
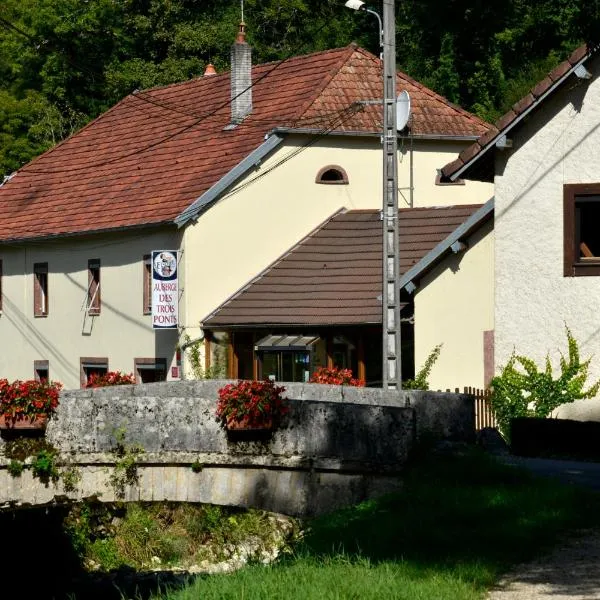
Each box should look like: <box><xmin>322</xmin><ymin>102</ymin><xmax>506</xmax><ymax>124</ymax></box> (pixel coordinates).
<box><xmin>271</xmin><ymin>127</ymin><xmax>481</xmax><ymax>142</ymax></box>
<box><xmin>398</xmin><ymin>197</ymin><xmax>494</xmax><ymax>291</ymax></box>
<box><xmin>446</xmin><ymin>50</ymin><xmax>596</xmax><ymax>182</ymax></box>
<box><xmin>174</xmin><ymin>133</ymin><xmax>285</xmax><ymax>227</ymax></box>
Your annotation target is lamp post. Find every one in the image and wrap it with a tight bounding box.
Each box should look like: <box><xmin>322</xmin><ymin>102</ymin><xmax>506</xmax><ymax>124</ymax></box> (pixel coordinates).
<box><xmin>345</xmin><ymin>0</ymin><xmax>401</xmax><ymax>389</ymax></box>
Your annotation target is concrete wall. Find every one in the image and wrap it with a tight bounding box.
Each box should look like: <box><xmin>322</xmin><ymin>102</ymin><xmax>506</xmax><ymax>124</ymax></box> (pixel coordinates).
<box><xmin>414</xmin><ymin>220</ymin><xmax>494</xmax><ymax>392</ymax></box>
<box><xmin>494</xmin><ymin>56</ymin><xmax>600</xmax><ymax>420</ymax></box>
<box><xmin>0</xmin><ymin>381</ymin><xmax>475</xmax><ymax>516</ymax></box>
<box><xmin>0</xmin><ymin>228</ymin><xmax>181</xmax><ymax>389</ymax></box>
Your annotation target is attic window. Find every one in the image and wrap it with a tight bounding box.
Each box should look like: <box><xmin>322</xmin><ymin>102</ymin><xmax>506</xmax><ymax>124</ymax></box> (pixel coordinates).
<box><xmin>315</xmin><ymin>165</ymin><xmax>348</xmax><ymax>185</ymax></box>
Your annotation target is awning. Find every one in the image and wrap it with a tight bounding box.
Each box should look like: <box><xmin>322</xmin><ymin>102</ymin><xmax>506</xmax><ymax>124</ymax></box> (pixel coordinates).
<box><xmin>254</xmin><ymin>334</ymin><xmax>320</xmax><ymax>352</ymax></box>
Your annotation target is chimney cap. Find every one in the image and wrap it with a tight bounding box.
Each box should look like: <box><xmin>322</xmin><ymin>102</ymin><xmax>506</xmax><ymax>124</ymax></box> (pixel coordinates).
<box><xmin>236</xmin><ymin>21</ymin><xmax>247</xmax><ymax>44</ymax></box>
<box><xmin>204</xmin><ymin>63</ymin><xmax>217</xmax><ymax>76</ymax></box>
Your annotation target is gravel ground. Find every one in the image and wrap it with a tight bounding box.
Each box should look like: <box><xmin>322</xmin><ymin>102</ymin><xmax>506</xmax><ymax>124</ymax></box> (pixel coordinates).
<box><xmin>487</xmin><ymin>528</ymin><xmax>600</xmax><ymax>599</ymax></box>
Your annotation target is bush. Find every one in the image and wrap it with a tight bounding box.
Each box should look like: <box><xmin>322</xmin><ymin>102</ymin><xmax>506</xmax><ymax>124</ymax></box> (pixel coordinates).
<box><xmin>403</xmin><ymin>344</ymin><xmax>442</xmax><ymax>390</ymax></box>
<box><xmin>490</xmin><ymin>325</ymin><xmax>600</xmax><ymax>439</ymax></box>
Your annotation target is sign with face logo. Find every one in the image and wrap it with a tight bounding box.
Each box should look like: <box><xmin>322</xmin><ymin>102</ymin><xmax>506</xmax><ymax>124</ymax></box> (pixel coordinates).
<box><xmin>151</xmin><ymin>250</ymin><xmax>178</xmax><ymax>329</ymax></box>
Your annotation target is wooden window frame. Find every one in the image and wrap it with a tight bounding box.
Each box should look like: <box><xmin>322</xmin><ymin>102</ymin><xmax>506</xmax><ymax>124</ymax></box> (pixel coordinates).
<box><xmin>315</xmin><ymin>165</ymin><xmax>349</xmax><ymax>185</ymax></box>
<box><xmin>34</xmin><ymin>360</ymin><xmax>49</xmax><ymax>382</ymax></box>
<box><xmin>33</xmin><ymin>262</ymin><xmax>49</xmax><ymax>317</ymax></box>
<box><xmin>143</xmin><ymin>254</ymin><xmax>152</xmax><ymax>315</ymax></box>
<box><xmin>134</xmin><ymin>357</ymin><xmax>167</xmax><ymax>383</ymax></box>
<box><xmin>80</xmin><ymin>357</ymin><xmax>108</xmax><ymax>388</ymax></box>
<box><xmin>564</xmin><ymin>183</ymin><xmax>600</xmax><ymax>277</ymax></box>
<box><xmin>87</xmin><ymin>259</ymin><xmax>101</xmax><ymax>315</ymax></box>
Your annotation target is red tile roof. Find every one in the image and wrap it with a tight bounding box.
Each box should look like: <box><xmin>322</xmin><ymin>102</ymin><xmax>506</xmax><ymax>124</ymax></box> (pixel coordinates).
<box><xmin>203</xmin><ymin>204</ymin><xmax>482</xmax><ymax>327</ymax></box>
<box><xmin>0</xmin><ymin>45</ymin><xmax>490</xmax><ymax>243</ymax></box>
<box><xmin>441</xmin><ymin>43</ymin><xmax>597</xmax><ymax>182</ymax></box>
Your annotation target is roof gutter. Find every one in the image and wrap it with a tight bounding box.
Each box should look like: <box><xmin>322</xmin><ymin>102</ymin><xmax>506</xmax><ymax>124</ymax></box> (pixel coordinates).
<box><xmin>399</xmin><ymin>197</ymin><xmax>494</xmax><ymax>292</ymax></box>
<box><xmin>449</xmin><ymin>53</ymin><xmax>594</xmax><ymax>182</ymax></box>
<box><xmin>270</xmin><ymin>127</ymin><xmax>480</xmax><ymax>142</ymax></box>
<box><xmin>174</xmin><ymin>133</ymin><xmax>284</xmax><ymax>227</ymax></box>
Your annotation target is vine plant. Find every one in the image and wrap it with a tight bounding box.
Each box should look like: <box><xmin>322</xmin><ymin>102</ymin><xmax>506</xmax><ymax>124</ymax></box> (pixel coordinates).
<box><xmin>108</xmin><ymin>427</ymin><xmax>144</xmax><ymax>500</ymax></box>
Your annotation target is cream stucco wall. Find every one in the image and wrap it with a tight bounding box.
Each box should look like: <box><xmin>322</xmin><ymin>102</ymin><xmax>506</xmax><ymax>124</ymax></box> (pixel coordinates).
<box><xmin>0</xmin><ymin>228</ymin><xmax>181</xmax><ymax>390</ymax></box>
<box><xmin>184</xmin><ymin>134</ymin><xmax>493</xmax><ymax>333</ymax></box>
<box><xmin>494</xmin><ymin>58</ymin><xmax>600</xmax><ymax>420</ymax></box>
<box><xmin>414</xmin><ymin>221</ymin><xmax>494</xmax><ymax>392</ymax></box>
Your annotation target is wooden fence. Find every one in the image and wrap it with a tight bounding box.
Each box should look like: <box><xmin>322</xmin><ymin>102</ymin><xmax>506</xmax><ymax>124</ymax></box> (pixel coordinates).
<box><xmin>441</xmin><ymin>387</ymin><xmax>497</xmax><ymax>430</ymax></box>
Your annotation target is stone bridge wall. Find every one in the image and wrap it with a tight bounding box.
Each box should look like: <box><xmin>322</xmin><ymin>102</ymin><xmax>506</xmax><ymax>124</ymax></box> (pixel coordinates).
<box><xmin>0</xmin><ymin>382</ymin><xmax>474</xmax><ymax>516</ymax></box>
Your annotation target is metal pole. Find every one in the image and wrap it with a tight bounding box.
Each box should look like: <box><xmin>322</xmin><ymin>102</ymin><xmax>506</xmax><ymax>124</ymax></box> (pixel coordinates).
<box><xmin>381</xmin><ymin>0</ymin><xmax>401</xmax><ymax>389</ymax></box>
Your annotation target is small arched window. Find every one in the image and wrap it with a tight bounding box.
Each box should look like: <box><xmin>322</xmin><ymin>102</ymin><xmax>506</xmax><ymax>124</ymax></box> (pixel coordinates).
<box><xmin>315</xmin><ymin>165</ymin><xmax>349</xmax><ymax>185</ymax></box>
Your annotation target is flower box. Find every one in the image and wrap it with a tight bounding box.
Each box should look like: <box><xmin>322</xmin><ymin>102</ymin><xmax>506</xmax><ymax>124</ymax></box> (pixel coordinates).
<box><xmin>225</xmin><ymin>414</ymin><xmax>273</xmax><ymax>432</ymax></box>
<box><xmin>0</xmin><ymin>414</ymin><xmax>48</xmax><ymax>430</ymax></box>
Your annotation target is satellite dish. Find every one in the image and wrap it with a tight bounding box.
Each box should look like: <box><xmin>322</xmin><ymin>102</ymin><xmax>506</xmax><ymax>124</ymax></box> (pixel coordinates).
<box><xmin>396</xmin><ymin>90</ymin><xmax>411</xmax><ymax>131</ymax></box>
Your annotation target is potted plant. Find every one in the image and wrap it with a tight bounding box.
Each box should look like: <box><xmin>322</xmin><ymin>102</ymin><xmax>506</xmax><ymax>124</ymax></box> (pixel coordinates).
<box><xmin>0</xmin><ymin>378</ymin><xmax>62</xmax><ymax>430</ymax></box>
<box><xmin>216</xmin><ymin>379</ymin><xmax>288</xmax><ymax>432</ymax></box>
<box><xmin>309</xmin><ymin>366</ymin><xmax>365</xmax><ymax>387</ymax></box>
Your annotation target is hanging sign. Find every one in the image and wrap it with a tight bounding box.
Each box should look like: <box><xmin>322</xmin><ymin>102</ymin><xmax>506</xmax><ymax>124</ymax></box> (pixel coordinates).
<box><xmin>151</xmin><ymin>250</ymin><xmax>178</xmax><ymax>329</ymax></box>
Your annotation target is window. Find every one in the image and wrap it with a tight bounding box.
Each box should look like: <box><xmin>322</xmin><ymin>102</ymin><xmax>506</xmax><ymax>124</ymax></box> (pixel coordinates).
<box><xmin>143</xmin><ymin>254</ymin><xmax>152</xmax><ymax>315</ymax></box>
<box><xmin>87</xmin><ymin>259</ymin><xmax>101</xmax><ymax>315</ymax></box>
<box><xmin>564</xmin><ymin>184</ymin><xmax>600</xmax><ymax>276</ymax></box>
<box><xmin>80</xmin><ymin>357</ymin><xmax>108</xmax><ymax>388</ymax></box>
<box><xmin>315</xmin><ymin>165</ymin><xmax>349</xmax><ymax>185</ymax></box>
<box><xmin>134</xmin><ymin>358</ymin><xmax>167</xmax><ymax>383</ymax></box>
<box><xmin>34</xmin><ymin>360</ymin><xmax>49</xmax><ymax>382</ymax></box>
<box><xmin>33</xmin><ymin>262</ymin><xmax>48</xmax><ymax>317</ymax></box>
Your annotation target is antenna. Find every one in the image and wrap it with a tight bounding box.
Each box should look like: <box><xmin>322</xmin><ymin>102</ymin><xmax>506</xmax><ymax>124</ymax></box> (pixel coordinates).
<box><xmin>241</xmin><ymin>0</ymin><xmax>244</xmax><ymax>22</ymax></box>
<box><xmin>396</xmin><ymin>90</ymin><xmax>411</xmax><ymax>131</ymax></box>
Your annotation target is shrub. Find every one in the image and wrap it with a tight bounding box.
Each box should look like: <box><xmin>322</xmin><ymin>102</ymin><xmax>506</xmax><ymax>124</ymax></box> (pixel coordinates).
<box><xmin>403</xmin><ymin>344</ymin><xmax>443</xmax><ymax>390</ymax></box>
<box><xmin>216</xmin><ymin>379</ymin><xmax>288</xmax><ymax>428</ymax></box>
<box><xmin>490</xmin><ymin>325</ymin><xmax>600</xmax><ymax>439</ymax></box>
<box><xmin>0</xmin><ymin>378</ymin><xmax>62</xmax><ymax>420</ymax></box>
<box><xmin>86</xmin><ymin>371</ymin><xmax>135</xmax><ymax>388</ymax></box>
<box><xmin>309</xmin><ymin>367</ymin><xmax>365</xmax><ymax>386</ymax></box>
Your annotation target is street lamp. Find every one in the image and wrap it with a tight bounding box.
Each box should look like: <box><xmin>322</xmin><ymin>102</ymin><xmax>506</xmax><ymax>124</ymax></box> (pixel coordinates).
<box><xmin>346</xmin><ymin>1</ymin><xmax>401</xmax><ymax>390</ymax></box>
<box><xmin>344</xmin><ymin>1</ymin><xmax>383</xmax><ymax>53</ymax></box>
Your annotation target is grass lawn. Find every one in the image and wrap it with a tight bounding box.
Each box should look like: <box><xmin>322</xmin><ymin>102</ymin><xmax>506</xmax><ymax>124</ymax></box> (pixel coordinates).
<box><xmin>150</xmin><ymin>449</ymin><xmax>600</xmax><ymax>599</ymax></box>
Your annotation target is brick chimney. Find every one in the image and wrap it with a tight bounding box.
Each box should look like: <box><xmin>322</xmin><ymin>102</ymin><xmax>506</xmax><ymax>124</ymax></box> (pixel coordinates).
<box><xmin>230</xmin><ymin>22</ymin><xmax>252</xmax><ymax>123</ymax></box>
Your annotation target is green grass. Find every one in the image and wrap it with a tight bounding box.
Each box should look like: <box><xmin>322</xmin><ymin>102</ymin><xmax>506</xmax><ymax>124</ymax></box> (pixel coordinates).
<box><xmin>150</xmin><ymin>449</ymin><xmax>600</xmax><ymax>600</ymax></box>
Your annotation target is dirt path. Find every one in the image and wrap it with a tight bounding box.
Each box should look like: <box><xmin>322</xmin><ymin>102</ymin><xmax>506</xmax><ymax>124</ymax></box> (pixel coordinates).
<box><xmin>487</xmin><ymin>528</ymin><xmax>600</xmax><ymax>599</ymax></box>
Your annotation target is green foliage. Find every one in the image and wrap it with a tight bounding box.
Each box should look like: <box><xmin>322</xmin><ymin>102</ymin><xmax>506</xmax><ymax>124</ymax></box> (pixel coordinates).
<box><xmin>61</xmin><ymin>465</ymin><xmax>82</xmax><ymax>493</ymax></box>
<box><xmin>64</xmin><ymin>501</ymin><xmax>289</xmax><ymax>571</ymax></box>
<box><xmin>403</xmin><ymin>344</ymin><xmax>442</xmax><ymax>390</ymax></box>
<box><xmin>190</xmin><ymin>460</ymin><xmax>203</xmax><ymax>473</ymax></box>
<box><xmin>108</xmin><ymin>427</ymin><xmax>144</xmax><ymax>499</ymax></box>
<box><xmin>31</xmin><ymin>447</ymin><xmax>60</xmax><ymax>484</ymax></box>
<box><xmin>7</xmin><ymin>459</ymin><xmax>24</xmax><ymax>477</ymax></box>
<box><xmin>490</xmin><ymin>325</ymin><xmax>600</xmax><ymax>439</ymax></box>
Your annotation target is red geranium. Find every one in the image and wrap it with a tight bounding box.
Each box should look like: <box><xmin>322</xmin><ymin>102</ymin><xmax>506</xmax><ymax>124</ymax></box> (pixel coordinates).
<box><xmin>216</xmin><ymin>379</ymin><xmax>288</xmax><ymax>429</ymax></box>
<box><xmin>309</xmin><ymin>367</ymin><xmax>365</xmax><ymax>387</ymax></box>
<box><xmin>85</xmin><ymin>371</ymin><xmax>135</xmax><ymax>388</ymax></box>
<box><xmin>0</xmin><ymin>378</ymin><xmax>62</xmax><ymax>420</ymax></box>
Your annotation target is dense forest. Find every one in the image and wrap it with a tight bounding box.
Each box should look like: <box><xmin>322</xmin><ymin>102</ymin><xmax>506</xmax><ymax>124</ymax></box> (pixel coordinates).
<box><xmin>1</xmin><ymin>0</ymin><xmax>599</xmax><ymax>177</ymax></box>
